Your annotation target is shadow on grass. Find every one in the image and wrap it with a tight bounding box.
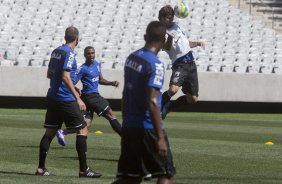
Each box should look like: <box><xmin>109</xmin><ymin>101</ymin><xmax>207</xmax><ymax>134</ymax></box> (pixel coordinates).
<box><xmin>174</xmin><ymin>176</ymin><xmax>282</xmax><ymax>183</ymax></box>
<box><xmin>17</xmin><ymin>145</ymin><xmax>73</xmax><ymax>150</ymax></box>
<box><xmin>58</xmin><ymin>156</ymin><xmax>118</xmax><ymax>162</ymax></box>
<box><xmin>0</xmin><ymin>170</ymin><xmax>34</xmax><ymax>176</ymax></box>
<box><xmin>0</xmin><ymin>170</ymin><xmax>118</xmax><ymax>179</ymax></box>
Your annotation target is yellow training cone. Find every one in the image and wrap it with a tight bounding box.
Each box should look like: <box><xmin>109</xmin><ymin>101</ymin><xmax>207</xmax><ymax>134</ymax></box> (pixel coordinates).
<box><xmin>265</xmin><ymin>141</ymin><xmax>274</xmax><ymax>145</ymax></box>
<box><xmin>95</xmin><ymin>130</ymin><xmax>103</xmax><ymax>134</ymax></box>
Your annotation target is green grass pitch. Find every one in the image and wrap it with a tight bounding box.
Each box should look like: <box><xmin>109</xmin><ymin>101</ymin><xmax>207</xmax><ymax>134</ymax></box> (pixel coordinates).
<box><xmin>1</xmin><ymin>108</ymin><xmax>282</xmax><ymax>184</ymax></box>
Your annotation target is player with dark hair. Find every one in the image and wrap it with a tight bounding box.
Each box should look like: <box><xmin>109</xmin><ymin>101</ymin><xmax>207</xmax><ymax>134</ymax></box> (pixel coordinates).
<box><xmin>112</xmin><ymin>21</ymin><xmax>175</xmax><ymax>184</ymax></box>
<box><xmin>35</xmin><ymin>26</ymin><xmax>101</xmax><ymax>178</ymax></box>
<box><xmin>56</xmin><ymin>46</ymin><xmax>122</xmax><ymax>142</ymax></box>
<box><xmin>158</xmin><ymin>5</ymin><xmax>205</xmax><ymax>119</ymax></box>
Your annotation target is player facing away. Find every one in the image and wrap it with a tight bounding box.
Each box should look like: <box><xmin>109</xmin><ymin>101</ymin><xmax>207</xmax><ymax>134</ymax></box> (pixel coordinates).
<box><xmin>112</xmin><ymin>21</ymin><xmax>175</xmax><ymax>184</ymax></box>
<box><xmin>158</xmin><ymin>5</ymin><xmax>205</xmax><ymax>119</ymax></box>
<box><xmin>55</xmin><ymin>46</ymin><xmax>122</xmax><ymax>145</ymax></box>
<box><xmin>35</xmin><ymin>26</ymin><xmax>101</xmax><ymax>178</ymax></box>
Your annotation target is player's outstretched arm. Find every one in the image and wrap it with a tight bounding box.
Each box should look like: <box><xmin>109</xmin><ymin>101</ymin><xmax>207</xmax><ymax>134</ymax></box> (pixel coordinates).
<box><xmin>163</xmin><ymin>33</ymin><xmax>173</xmax><ymax>51</ymax></box>
<box><xmin>147</xmin><ymin>87</ymin><xmax>167</xmax><ymax>157</ymax></box>
<box><xmin>99</xmin><ymin>74</ymin><xmax>119</xmax><ymax>87</ymax></box>
<box><xmin>189</xmin><ymin>41</ymin><xmax>205</xmax><ymax>49</ymax></box>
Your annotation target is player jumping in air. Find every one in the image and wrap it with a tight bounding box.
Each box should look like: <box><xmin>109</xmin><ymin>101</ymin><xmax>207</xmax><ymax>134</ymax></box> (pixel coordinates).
<box><xmin>159</xmin><ymin>5</ymin><xmax>205</xmax><ymax>119</ymax></box>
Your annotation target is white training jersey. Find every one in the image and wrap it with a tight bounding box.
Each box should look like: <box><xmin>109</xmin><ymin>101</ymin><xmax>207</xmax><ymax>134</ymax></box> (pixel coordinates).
<box><xmin>164</xmin><ymin>22</ymin><xmax>191</xmax><ymax>64</ymax></box>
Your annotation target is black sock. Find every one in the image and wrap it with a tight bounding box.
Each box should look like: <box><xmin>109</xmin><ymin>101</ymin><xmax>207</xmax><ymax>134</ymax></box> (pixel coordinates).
<box><xmin>58</xmin><ymin>123</ymin><xmax>63</xmax><ymax>130</ymax></box>
<box><xmin>109</xmin><ymin>119</ymin><xmax>122</xmax><ymax>137</ymax></box>
<box><xmin>38</xmin><ymin>135</ymin><xmax>53</xmax><ymax>169</ymax></box>
<box><xmin>76</xmin><ymin>135</ymin><xmax>88</xmax><ymax>172</ymax></box>
<box><xmin>170</xmin><ymin>95</ymin><xmax>188</xmax><ymax>111</ymax></box>
<box><xmin>162</xmin><ymin>91</ymin><xmax>172</xmax><ymax>105</ymax></box>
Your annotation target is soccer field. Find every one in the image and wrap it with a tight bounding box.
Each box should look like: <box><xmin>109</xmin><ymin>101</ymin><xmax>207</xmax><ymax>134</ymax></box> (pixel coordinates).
<box><xmin>1</xmin><ymin>109</ymin><xmax>282</xmax><ymax>184</ymax></box>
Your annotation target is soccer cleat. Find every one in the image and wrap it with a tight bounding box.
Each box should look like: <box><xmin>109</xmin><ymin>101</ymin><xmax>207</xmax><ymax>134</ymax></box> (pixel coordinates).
<box><xmin>56</xmin><ymin>129</ymin><xmax>66</xmax><ymax>146</ymax></box>
<box><xmin>144</xmin><ymin>173</ymin><xmax>152</xmax><ymax>180</ymax></box>
<box><xmin>79</xmin><ymin>167</ymin><xmax>102</xmax><ymax>178</ymax></box>
<box><xmin>161</xmin><ymin>101</ymin><xmax>171</xmax><ymax>120</ymax></box>
<box><xmin>35</xmin><ymin>168</ymin><xmax>54</xmax><ymax>176</ymax></box>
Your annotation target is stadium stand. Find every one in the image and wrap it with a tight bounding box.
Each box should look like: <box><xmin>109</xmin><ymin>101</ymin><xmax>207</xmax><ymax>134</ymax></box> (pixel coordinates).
<box><xmin>0</xmin><ymin>0</ymin><xmax>281</xmax><ymax>74</ymax></box>
<box><xmin>245</xmin><ymin>0</ymin><xmax>282</xmax><ymax>25</ymax></box>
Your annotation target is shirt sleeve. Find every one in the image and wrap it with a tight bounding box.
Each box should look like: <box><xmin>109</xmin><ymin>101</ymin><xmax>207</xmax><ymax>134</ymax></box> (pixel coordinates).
<box><xmin>63</xmin><ymin>50</ymin><xmax>75</xmax><ymax>71</ymax></box>
<box><xmin>98</xmin><ymin>61</ymin><xmax>102</xmax><ymax>74</ymax></box>
<box><xmin>147</xmin><ymin>60</ymin><xmax>165</xmax><ymax>90</ymax></box>
<box><xmin>75</xmin><ymin>65</ymin><xmax>84</xmax><ymax>83</ymax></box>
<box><xmin>162</xmin><ymin>34</ymin><xmax>169</xmax><ymax>52</ymax></box>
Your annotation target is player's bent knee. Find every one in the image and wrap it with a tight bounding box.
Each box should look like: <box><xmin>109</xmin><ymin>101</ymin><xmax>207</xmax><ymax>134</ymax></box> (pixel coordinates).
<box><xmin>168</xmin><ymin>86</ymin><xmax>179</xmax><ymax>96</ymax></box>
<box><xmin>78</xmin><ymin>126</ymin><xmax>88</xmax><ymax>136</ymax></box>
<box><xmin>84</xmin><ymin>118</ymin><xmax>92</xmax><ymax>129</ymax></box>
<box><xmin>104</xmin><ymin>109</ymin><xmax>117</xmax><ymax>120</ymax></box>
<box><xmin>44</xmin><ymin>128</ymin><xmax>57</xmax><ymax>138</ymax></box>
<box><xmin>186</xmin><ymin>95</ymin><xmax>198</xmax><ymax>104</ymax></box>
<box><xmin>191</xmin><ymin>96</ymin><xmax>198</xmax><ymax>103</ymax></box>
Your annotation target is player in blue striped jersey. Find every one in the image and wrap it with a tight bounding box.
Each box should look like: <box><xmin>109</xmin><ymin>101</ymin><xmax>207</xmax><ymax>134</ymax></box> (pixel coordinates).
<box><xmin>56</xmin><ymin>46</ymin><xmax>122</xmax><ymax>141</ymax></box>
<box><xmin>36</xmin><ymin>26</ymin><xmax>101</xmax><ymax>178</ymax></box>
<box><xmin>113</xmin><ymin>21</ymin><xmax>175</xmax><ymax>184</ymax></box>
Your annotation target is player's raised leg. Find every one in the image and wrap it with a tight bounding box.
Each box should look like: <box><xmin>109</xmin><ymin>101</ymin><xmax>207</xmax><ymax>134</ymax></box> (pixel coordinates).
<box><xmin>56</xmin><ymin>129</ymin><xmax>66</xmax><ymax>146</ymax></box>
<box><xmin>55</xmin><ymin>111</ymin><xmax>93</xmax><ymax>146</ymax></box>
<box><xmin>161</xmin><ymin>85</ymin><xmax>179</xmax><ymax>119</ymax></box>
<box><xmin>103</xmin><ymin>108</ymin><xmax>122</xmax><ymax>136</ymax></box>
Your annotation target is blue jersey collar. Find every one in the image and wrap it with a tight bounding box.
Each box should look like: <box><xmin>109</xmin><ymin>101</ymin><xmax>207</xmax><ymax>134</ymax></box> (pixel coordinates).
<box><xmin>63</xmin><ymin>44</ymin><xmax>74</xmax><ymax>52</ymax></box>
<box><xmin>142</xmin><ymin>47</ymin><xmax>157</xmax><ymax>56</ymax></box>
<box><xmin>84</xmin><ymin>59</ymin><xmax>97</xmax><ymax>66</ymax></box>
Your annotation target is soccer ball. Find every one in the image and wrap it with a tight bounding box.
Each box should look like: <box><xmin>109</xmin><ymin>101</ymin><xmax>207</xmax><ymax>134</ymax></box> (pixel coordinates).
<box><xmin>174</xmin><ymin>2</ymin><xmax>189</xmax><ymax>19</ymax></box>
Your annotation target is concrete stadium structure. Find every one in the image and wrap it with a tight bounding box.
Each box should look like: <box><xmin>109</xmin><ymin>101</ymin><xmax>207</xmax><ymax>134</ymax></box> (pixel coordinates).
<box><xmin>1</xmin><ymin>67</ymin><xmax>282</xmax><ymax>103</ymax></box>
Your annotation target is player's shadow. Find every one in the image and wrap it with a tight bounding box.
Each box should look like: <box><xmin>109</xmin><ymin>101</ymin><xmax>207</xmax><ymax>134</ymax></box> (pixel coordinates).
<box><xmin>0</xmin><ymin>170</ymin><xmax>34</xmax><ymax>176</ymax></box>
<box><xmin>58</xmin><ymin>156</ymin><xmax>118</xmax><ymax>162</ymax></box>
<box><xmin>17</xmin><ymin>145</ymin><xmax>38</xmax><ymax>148</ymax></box>
<box><xmin>17</xmin><ymin>145</ymin><xmax>73</xmax><ymax>150</ymax></box>
<box><xmin>176</xmin><ymin>176</ymin><xmax>282</xmax><ymax>183</ymax></box>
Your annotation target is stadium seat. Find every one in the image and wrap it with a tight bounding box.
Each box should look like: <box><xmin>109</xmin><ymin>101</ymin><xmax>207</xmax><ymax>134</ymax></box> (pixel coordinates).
<box><xmin>5</xmin><ymin>49</ymin><xmax>19</xmax><ymax>61</ymax></box>
<box><xmin>0</xmin><ymin>49</ymin><xmax>5</xmax><ymax>62</ymax></box>
<box><xmin>260</xmin><ymin>64</ymin><xmax>274</xmax><ymax>74</ymax></box>
<box><xmin>112</xmin><ymin>61</ymin><xmax>124</xmax><ymax>70</ymax></box>
<box><xmin>29</xmin><ymin>56</ymin><xmax>44</xmax><ymax>67</ymax></box>
<box><xmin>275</xmin><ymin>55</ymin><xmax>282</xmax><ymax>63</ymax></box>
<box><xmin>100</xmin><ymin>61</ymin><xmax>114</xmax><ymax>69</ymax></box>
<box><xmin>197</xmin><ymin>63</ymin><xmax>208</xmax><ymax>72</ymax></box>
<box><xmin>0</xmin><ymin>59</ymin><xmax>14</xmax><ymax>66</ymax></box>
<box><xmin>15</xmin><ymin>56</ymin><xmax>30</xmax><ymax>66</ymax></box>
<box><xmin>234</xmin><ymin>63</ymin><xmax>247</xmax><ymax>73</ymax></box>
<box><xmin>223</xmin><ymin>55</ymin><xmax>236</xmax><ymax>64</ymax></box>
<box><xmin>246</xmin><ymin>63</ymin><xmax>261</xmax><ymax>74</ymax></box>
<box><xmin>207</xmin><ymin>63</ymin><xmax>222</xmax><ymax>72</ymax></box>
<box><xmin>221</xmin><ymin>63</ymin><xmax>235</xmax><ymax>73</ymax></box>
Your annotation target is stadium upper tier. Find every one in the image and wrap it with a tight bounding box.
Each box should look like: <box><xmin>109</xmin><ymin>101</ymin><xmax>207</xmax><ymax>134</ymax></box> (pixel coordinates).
<box><xmin>0</xmin><ymin>0</ymin><xmax>282</xmax><ymax>74</ymax></box>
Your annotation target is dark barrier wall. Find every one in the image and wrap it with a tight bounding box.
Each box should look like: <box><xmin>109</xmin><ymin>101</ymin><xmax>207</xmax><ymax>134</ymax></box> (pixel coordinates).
<box><xmin>0</xmin><ymin>96</ymin><xmax>282</xmax><ymax>114</ymax></box>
